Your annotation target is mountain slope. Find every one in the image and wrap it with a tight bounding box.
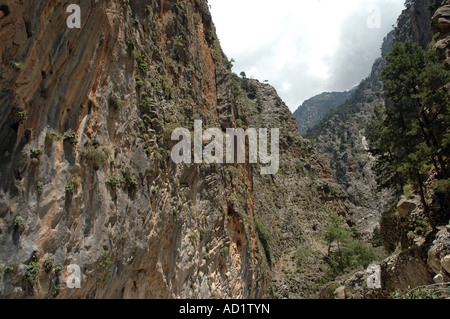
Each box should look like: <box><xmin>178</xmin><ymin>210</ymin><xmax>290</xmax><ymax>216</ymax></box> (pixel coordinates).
<box><xmin>293</xmin><ymin>90</ymin><xmax>353</xmax><ymax>136</ymax></box>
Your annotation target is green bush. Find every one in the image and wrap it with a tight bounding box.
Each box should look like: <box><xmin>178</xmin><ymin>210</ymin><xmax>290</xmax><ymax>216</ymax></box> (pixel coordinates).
<box><xmin>46</xmin><ymin>131</ymin><xmax>62</xmax><ymax>141</ymax></box>
<box><xmin>5</xmin><ymin>263</ymin><xmax>19</xmax><ymax>273</ymax></box>
<box><xmin>255</xmin><ymin>217</ymin><xmax>272</xmax><ymax>266</ymax></box>
<box><xmin>106</xmin><ymin>176</ymin><xmax>121</xmax><ymax>189</ymax></box>
<box><xmin>24</xmin><ymin>261</ymin><xmax>39</xmax><ymax>284</ymax></box>
<box><xmin>122</xmin><ymin>173</ymin><xmax>138</xmax><ymax>192</ymax></box>
<box><xmin>82</xmin><ymin>144</ymin><xmax>108</xmax><ymax>170</ymax></box>
<box><xmin>13</xmin><ymin>215</ymin><xmax>25</xmax><ymax>233</ymax></box>
<box><xmin>63</xmin><ymin>130</ymin><xmax>78</xmax><ymax>146</ymax></box>
<box><xmin>43</xmin><ymin>254</ymin><xmax>54</xmax><ymax>273</ymax></box>
<box><xmin>108</xmin><ymin>94</ymin><xmax>124</xmax><ymax>111</ymax></box>
<box><xmin>66</xmin><ymin>174</ymin><xmax>81</xmax><ymax>194</ymax></box>
<box><xmin>35</xmin><ymin>181</ymin><xmax>44</xmax><ymax>195</ymax></box>
<box><xmin>30</xmin><ymin>148</ymin><xmax>42</xmax><ymax>159</ymax></box>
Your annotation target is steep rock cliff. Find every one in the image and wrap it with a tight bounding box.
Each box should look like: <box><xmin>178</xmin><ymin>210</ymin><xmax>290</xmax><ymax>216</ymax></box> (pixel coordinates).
<box><xmin>0</xmin><ymin>0</ymin><xmax>265</xmax><ymax>299</ymax></box>
<box><xmin>0</xmin><ymin>0</ymin><xmax>345</xmax><ymax>299</ymax></box>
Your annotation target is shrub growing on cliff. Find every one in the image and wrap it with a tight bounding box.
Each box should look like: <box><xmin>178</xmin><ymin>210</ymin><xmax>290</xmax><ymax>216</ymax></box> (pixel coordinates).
<box><xmin>106</xmin><ymin>176</ymin><xmax>121</xmax><ymax>189</ymax></box>
<box><xmin>30</xmin><ymin>148</ymin><xmax>42</xmax><ymax>159</ymax></box>
<box><xmin>255</xmin><ymin>217</ymin><xmax>272</xmax><ymax>266</ymax></box>
<box><xmin>82</xmin><ymin>142</ymin><xmax>108</xmax><ymax>170</ymax></box>
<box><xmin>63</xmin><ymin>130</ymin><xmax>78</xmax><ymax>146</ymax></box>
<box><xmin>13</xmin><ymin>215</ymin><xmax>25</xmax><ymax>233</ymax></box>
<box><xmin>108</xmin><ymin>94</ymin><xmax>124</xmax><ymax>111</ymax></box>
<box><xmin>66</xmin><ymin>174</ymin><xmax>81</xmax><ymax>194</ymax></box>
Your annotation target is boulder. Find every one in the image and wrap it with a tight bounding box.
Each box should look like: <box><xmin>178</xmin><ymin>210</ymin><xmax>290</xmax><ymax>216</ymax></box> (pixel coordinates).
<box><xmin>431</xmin><ymin>4</ymin><xmax>450</xmax><ymax>33</ymax></box>
<box><xmin>396</xmin><ymin>196</ymin><xmax>419</xmax><ymax>219</ymax></box>
<box><xmin>333</xmin><ymin>286</ymin><xmax>346</xmax><ymax>299</ymax></box>
<box><xmin>442</xmin><ymin>255</ymin><xmax>450</xmax><ymax>274</ymax></box>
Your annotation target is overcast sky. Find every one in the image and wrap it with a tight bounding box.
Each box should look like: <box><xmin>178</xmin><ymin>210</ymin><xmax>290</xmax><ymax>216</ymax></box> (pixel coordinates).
<box><xmin>209</xmin><ymin>0</ymin><xmax>406</xmax><ymax>112</ymax></box>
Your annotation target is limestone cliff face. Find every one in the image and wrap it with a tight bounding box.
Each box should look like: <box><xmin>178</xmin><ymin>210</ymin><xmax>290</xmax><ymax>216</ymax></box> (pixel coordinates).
<box><xmin>0</xmin><ymin>0</ymin><xmax>345</xmax><ymax>299</ymax></box>
<box><xmin>0</xmin><ymin>0</ymin><xmax>265</xmax><ymax>299</ymax></box>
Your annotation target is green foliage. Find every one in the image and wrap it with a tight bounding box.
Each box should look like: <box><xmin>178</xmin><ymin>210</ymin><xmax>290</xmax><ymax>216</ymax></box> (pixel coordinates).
<box><xmin>13</xmin><ymin>215</ymin><xmax>25</xmax><ymax>233</ymax></box>
<box><xmin>392</xmin><ymin>285</ymin><xmax>445</xmax><ymax>299</ymax></box>
<box><xmin>106</xmin><ymin>176</ymin><xmax>121</xmax><ymax>189</ymax></box>
<box><xmin>135</xmin><ymin>75</ymin><xmax>145</xmax><ymax>88</ymax></box>
<box><xmin>324</xmin><ymin>216</ymin><xmax>377</xmax><ymax>279</ymax></box>
<box><xmin>63</xmin><ymin>130</ymin><xmax>78</xmax><ymax>146</ymax></box>
<box><xmin>24</xmin><ymin>261</ymin><xmax>39</xmax><ymax>284</ymax></box>
<box><xmin>108</xmin><ymin>94</ymin><xmax>124</xmax><ymax>111</ymax></box>
<box><xmin>30</xmin><ymin>148</ymin><xmax>42</xmax><ymax>159</ymax></box>
<box><xmin>255</xmin><ymin>217</ymin><xmax>272</xmax><ymax>266</ymax></box>
<box><xmin>427</xmin><ymin>0</ymin><xmax>442</xmax><ymax>15</ymax></box>
<box><xmin>240</xmin><ymin>78</ymin><xmax>257</xmax><ymax>99</ymax></box>
<box><xmin>145</xmin><ymin>4</ymin><xmax>153</xmax><ymax>16</ymax></box>
<box><xmin>371</xmin><ymin>227</ymin><xmax>383</xmax><ymax>248</ymax></box>
<box><xmin>17</xmin><ymin>110</ymin><xmax>28</xmax><ymax>122</ymax></box>
<box><xmin>35</xmin><ymin>181</ymin><xmax>44</xmax><ymax>195</ymax></box>
<box><xmin>367</xmin><ymin>40</ymin><xmax>450</xmax><ymax>222</ymax></box>
<box><xmin>122</xmin><ymin>173</ymin><xmax>138</xmax><ymax>192</ymax></box>
<box><xmin>66</xmin><ymin>174</ymin><xmax>81</xmax><ymax>194</ymax></box>
<box><xmin>8</xmin><ymin>60</ymin><xmax>25</xmax><ymax>71</ymax></box>
<box><xmin>46</xmin><ymin>131</ymin><xmax>62</xmax><ymax>141</ymax></box>
<box><xmin>82</xmin><ymin>142</ymin><xmax>108</xmax><ymax>170</ymax></box>
<box><xmin>96</xmin><ymin>250</ymin><xmax>113</xmax><ymax>285</ymax></box>
<box><xmin>43</xmin><ymin>254</ymin><xmax>54</xmax><ymax>273</ymax></box>
<box><xmin>52</xmin><ymin>265</ymin><xmax>62</xmax><ymax>275</ymax></box>
<box><xmin>5</xmin><ymin>263</ymin><xmax>19</xmax><ymax>273</ymax></box>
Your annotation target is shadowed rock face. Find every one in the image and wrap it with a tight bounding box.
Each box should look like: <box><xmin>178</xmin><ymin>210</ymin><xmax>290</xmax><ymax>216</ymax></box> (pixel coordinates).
<box><xmin>0</xmin><ymin>0</ymin><xmax>346</xmax><ymax>299</ymax></box>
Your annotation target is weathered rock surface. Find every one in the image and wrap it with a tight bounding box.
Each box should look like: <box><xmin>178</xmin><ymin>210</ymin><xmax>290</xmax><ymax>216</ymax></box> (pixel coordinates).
<box><xmin>0</xmin><ymin>0</ymin><xmax>346</xmax><ymax>299</ymax></box>
<box><xmin>0</xmin><ymin>0</ymin><xmax>266</xmax><ymax>299</ymax></box>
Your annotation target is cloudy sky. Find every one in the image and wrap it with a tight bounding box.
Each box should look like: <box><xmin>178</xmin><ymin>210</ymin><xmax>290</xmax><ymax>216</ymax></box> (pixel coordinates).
<box><xmin>209</xmin><ymin>0</ymin><xmax>406</xmax><ymax>112</ymax></box>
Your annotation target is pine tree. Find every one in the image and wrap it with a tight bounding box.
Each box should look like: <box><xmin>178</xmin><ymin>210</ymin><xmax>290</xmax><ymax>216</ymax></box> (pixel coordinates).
<box><xmin>367</xmin><ymin>40</ymin><xmax>450</xmax><ymax>226</ymax></box>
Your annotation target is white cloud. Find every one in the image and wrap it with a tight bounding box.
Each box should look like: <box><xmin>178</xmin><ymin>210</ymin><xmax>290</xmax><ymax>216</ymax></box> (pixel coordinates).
<box><xmin>209</xmin><ymin>0</ymin><xmax>406</xmax><ymax>112</ymax></box>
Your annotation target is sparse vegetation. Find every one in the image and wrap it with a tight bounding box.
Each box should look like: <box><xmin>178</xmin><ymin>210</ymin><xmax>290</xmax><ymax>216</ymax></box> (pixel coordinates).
<box><xmin>63</xmin><ymin>130</ymin><xmax>78</xmax><ymax>146</ymax></box>
<box><xmin>324</xmin><ymin>216</ymin><xmax>377</xmax><ymax>280</ymax></box>
<box><xmin>108</xmin><ymin>94</ymin><xmax>124</xmax><ymax>111</ymax></box>
<box><xmin>66</xmin><ymin>174</ymin><xmax>81</xmax><ymax>194</ymax></box>
<box><xmin>30</xmin><ymin>148</ymin><xmax>43</xmax><ymax>159</ymax></box>
<box><xmin>35</xmin><ymin>181</ymin><xmax>44</xmax><ymax>195</ymax></box>
<box><xmin>122</xmin><ymin>172</ymin><xmax>138</xmax><ymax>192</ymax></box>
<box><xmin>96</xmin><ymin>250</ymin><xmax>113</xmax><ymax>285</ymax></box>
<box><xmin>106</xmin><ymin>176</ymin><xmax>121</xmax><ymax>189</ymax></box>
<box><xmin>13</xmin><ymin>215</ymin><xmax>25</xmax><ymax>233</ymax></box>
<box><xmin>82</xmin><ymin>141</ymin><xmax>108</xmax><ymax>170</ymax></box>
<box><xmin>5</xmin><ymin>263</ymin><xmax>19</xmax><ymax>273</ymax></box>
<box><xmin>43</xmin><ymin>254</ymin><xmax>54</xmax><ymax>273</ymax></box>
